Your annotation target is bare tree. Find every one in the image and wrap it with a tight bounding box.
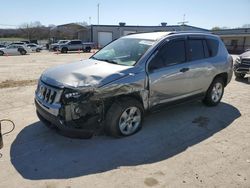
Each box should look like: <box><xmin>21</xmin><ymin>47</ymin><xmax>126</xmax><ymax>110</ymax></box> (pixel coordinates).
<box><xmin>19</xmin><ymin>21</ymin><xmax>43</xmax><ymax>40</ymax></box>
<box><xmin>242</xmin><ymin>24</ymin><xmax>250</xmax><ymax>28</ymax></box>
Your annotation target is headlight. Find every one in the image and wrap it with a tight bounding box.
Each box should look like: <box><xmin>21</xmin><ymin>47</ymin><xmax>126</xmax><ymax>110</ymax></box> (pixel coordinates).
<box><xmin>64</xmin><ymin>90</ymin><xmax>81</xmax><ymax>99</ymax></box>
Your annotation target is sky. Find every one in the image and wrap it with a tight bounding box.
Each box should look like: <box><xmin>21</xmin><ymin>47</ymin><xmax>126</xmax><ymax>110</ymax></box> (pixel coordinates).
<box><xmin>0</xmin><ymin>0</ymin><xmax>250</xmax><ymax>29</ymax></box>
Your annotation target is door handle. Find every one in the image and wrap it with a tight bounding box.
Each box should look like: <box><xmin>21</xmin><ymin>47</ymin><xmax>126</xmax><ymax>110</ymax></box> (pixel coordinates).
<box><xmin>180</xmin><ymin>68</ymin><xmax>189</xmax><ymax>73</ymax></box>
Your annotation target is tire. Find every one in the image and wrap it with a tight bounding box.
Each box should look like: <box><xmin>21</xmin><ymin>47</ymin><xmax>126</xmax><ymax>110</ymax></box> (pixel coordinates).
<box><xmin>234</xmin><ymin>72</ymin><xmax>245</xmax><ymax>79</ymax></box>
<box><xmin>203</xmin><ymin>77</ymin><xmax>224</xmax><ymax>106</ymax></box>
<box><xmin>36</xmin><ymin>48</ymin><xmax>41</xmax><ymax>52</ymax></box>
<box><xmin>53</xmin><ymin>47</ymin><xmax>58</xmax><ymax>51</ymax></box>
<box><xmin>0</xmin><ymin>51</ymin><xmax>4</xmax><ymax>56</ymax></box>
<box><xmin>20</xmin><ymin>50</ymin><xmax>27</xmax><ymax>55</ymax></box>
<box><xmin>105</xmin><ymin>97</ymin><xmax>144</xmax><ymax>137</ymax></box>
<box><xmin>61</xmin><ymin>47</ymin><xmax>68</xmax><ymax>53</ymax></box>
<box><xmin>86</xmin><ymin>47</ymin><xmax>91</xmax><ymax>52</ymax></box>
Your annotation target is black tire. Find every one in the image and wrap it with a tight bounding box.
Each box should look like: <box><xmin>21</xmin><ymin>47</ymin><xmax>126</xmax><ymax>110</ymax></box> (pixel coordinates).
<box><xmin>86</xmin><ymin>47</ymin><xmax>91</xmax><ymax>52</ymax></box>
<box><xmin>20</xmin><ymin>49</ymin><xmax>27</xmax><ymax>55</ymax></box>
<box><xmin>36</xmin><ymin>48</ymin><xmax>41</xmax><ymax>52</ymax></box>
<box><xmin>203</xmin><ymin>77</ymin><xmax>224</xmax><ymax>106</ymax></box>
<box><xmin>105</xmin><ymin>97</ymin><xmax>144</xmax><ymax>137</ymax></box>
<box><xmin>0</xmin><ymin>51</ymin><xmax>4</xmax><ymax>56</ymax></box>
<box><xmin>61</xmin><ymin>47</ymin><xmax>68</xmax><ymax>53</ymax></box>
<box><xmin>234</xmin><ymin>72</ymin><xmax>245</xmax><ymax>79</ymax></box>
<box><xmin>53</xmin><ymin>47</ymin><xmax>58</xmax><ymax>51</ymax></box>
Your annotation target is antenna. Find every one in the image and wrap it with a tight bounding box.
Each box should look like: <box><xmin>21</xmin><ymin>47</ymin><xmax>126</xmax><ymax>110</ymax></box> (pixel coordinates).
<box><xmin>178</xmin><ymin>14</ymin><xmax>189</xmax><ymax>25</ymax></box>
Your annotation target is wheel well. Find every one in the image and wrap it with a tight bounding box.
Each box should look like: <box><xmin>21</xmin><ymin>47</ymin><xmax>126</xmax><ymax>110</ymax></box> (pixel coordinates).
<box><xmin>103</xmin><ymin>93</ymin><xmax>144</xmax><ymax>115</ymax></box>
<box><xmin>212</xmin><ymin>73</ymin><xmax>228</xmax><ymax>86</ymax></box>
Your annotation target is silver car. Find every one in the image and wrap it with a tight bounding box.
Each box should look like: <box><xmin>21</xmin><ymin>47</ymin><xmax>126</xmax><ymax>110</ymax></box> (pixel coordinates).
<box><xmin>35</xmin><ymin>31</ymin><xmax>233</xmax><ymax>138</ymax></box>
<box><xmin>0</xmin><ymin>44</ymin><xmax>31</xmax><ymax>56</ymax></box>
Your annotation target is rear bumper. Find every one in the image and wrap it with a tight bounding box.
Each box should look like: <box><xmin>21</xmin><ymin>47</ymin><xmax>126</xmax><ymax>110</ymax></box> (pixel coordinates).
<box><xmin>35</xmin><ymin>99</ymin><xmax>95</xmax><ymax>139</ymax></box>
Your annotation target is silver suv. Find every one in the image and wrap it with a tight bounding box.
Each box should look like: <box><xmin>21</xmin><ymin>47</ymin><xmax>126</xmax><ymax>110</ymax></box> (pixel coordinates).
<box><xmin>35</xmin><ymin>32</ymin><xmax>233</xmax><ymax>138</ymax></box>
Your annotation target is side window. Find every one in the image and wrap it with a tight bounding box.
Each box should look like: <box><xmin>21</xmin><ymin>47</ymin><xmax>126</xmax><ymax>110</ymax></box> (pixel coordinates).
<box><xmin>188</xmin><ymin>39</ymin><xmax>205</xmax><ymax>61</ymax></box>
<box><xmin>149</xmin><ymin>40</ymin><xmax>186</xmax><ymax>71</ymax></box>
<box><xmin>71</xmin><ymin>41</ymin><xmax>81</xmax><ymax>45</ymax></box>
<box><xmin>206</xmin><ymin>39</ymin><xmax>219</xmax><ymax>57</ymax></box>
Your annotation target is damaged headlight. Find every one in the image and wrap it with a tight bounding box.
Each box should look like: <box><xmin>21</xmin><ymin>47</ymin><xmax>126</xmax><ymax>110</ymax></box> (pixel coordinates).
<box><xmin>65</xmin><ymin>92</ymin><xmax>81</xmax><ymax>99</ymax></box>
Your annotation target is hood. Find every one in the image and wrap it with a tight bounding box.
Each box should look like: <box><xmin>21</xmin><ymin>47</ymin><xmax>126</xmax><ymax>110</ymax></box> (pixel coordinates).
<box><xmin>41</xmin><ymin>59</ymin><xmax>135</xmax><ymax>88</ymax></box>
<box><xmin>240</xmin><ymin>51</ymin><xmax>250</xmax><ymax>59</ymax></box>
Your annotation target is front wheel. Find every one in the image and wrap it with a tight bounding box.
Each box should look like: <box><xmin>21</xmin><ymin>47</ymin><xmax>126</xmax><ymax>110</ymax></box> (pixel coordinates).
<box><xmin>105</xmin><ymin>98</ymin><xmax>144</xmax><ymax>137</ymax></box>
<box><xmin>61</xmin><ymin>47</ymin><xmax>68</xmax><ymax>53</ymax></box>
<box><xmin>203</xmin><ymin>78</ymin><xmax>224</xmax><ymax>106</ymax></box>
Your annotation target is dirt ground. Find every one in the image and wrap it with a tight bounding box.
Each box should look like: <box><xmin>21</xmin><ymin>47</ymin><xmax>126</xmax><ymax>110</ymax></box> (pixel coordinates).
<box><xmin>0</xmin><ymin>52</ymin><xmax>249</xmax><ymax>188</ymax></box>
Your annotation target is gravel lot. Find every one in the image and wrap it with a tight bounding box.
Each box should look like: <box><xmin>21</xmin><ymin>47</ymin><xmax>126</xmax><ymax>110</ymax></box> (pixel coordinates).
<box><xmin>0</xmin><ymin>52</ymin><xmax>249</xmax><ymax>188</ymax></box>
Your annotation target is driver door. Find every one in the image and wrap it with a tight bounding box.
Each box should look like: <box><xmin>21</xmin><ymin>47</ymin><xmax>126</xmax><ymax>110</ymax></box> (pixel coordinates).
<box><xmin>147</xmin><ymin>38</ymin><xmax>194</xmax><ymax>107</ymax></box>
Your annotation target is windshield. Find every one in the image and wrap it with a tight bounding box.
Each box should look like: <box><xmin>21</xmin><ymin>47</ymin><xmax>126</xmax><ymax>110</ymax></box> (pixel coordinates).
<box><xmin>91</xmin><ymin>38</ymin><xmax>155</xmax><ymax>66</ymax></box>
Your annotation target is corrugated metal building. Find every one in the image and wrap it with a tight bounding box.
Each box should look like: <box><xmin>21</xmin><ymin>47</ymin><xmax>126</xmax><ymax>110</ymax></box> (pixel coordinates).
<box><xmin>53</xmin><ymin>23</ymin><xmax>208</xmax><ymax>48</ymax></box>
<box><xmin>87</xmin><ymin>23</ymin><xmax>208</xmax><ymax>47</ymax></box>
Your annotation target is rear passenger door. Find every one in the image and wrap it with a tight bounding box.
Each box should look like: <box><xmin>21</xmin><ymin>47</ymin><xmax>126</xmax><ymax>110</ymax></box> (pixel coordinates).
<box><xmin>185</xmin><ymin>37</ymin><xmax>215</xmax><ymax>93</ymax></box>
<box><xmin>70</xmin><ymin>41</ymin><xmax>82</xmax><ymax>51</ymax></box>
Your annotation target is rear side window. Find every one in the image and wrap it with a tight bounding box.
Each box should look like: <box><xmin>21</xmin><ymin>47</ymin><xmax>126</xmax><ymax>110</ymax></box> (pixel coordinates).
<box><xmin>188</xmin><ymin>39</ymin><xmax>205</xmax><ymax>61</ymax></box>
<box><xmin>149</xmin><ymin>40</ymin><xmax>186</xmax><ymax>70</ymax></box>
<box><xmin>206</xmin><ymin>39</ymin><xmax>219</xmax><ymax>57</ymax></box>
<box><xmin>71</xmin><ymin>41</ymin><xmax>82</xmax><ymax>45</ymax></box>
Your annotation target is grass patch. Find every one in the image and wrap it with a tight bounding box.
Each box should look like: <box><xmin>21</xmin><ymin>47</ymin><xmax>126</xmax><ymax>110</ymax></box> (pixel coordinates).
<box><xmin>0</xmin><ymin>79</ymin><xmax>37</xmax><ymax>89</ymax></box>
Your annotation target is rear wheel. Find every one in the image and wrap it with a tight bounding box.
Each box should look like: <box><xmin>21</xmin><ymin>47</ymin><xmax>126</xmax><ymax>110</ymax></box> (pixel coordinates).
<box><xmin>0</xmin><ymin>51</ymin><xmax>4</xmax><ymax>56</ymax></box>
<box><xmin>105</xmin><ymin>98</ymin><xmax>144</xmax><ymax>137</ymax></box>
<box><xmin>203</xmin><ymin>78</ymin><xmax>224</xmax><ymax>106</ymax></box>
<box><xmin>234</xmin><ymin>72</ymin><xmax>245</xmax><ymax>79</ymax></box>
<box><xmin>20</xmin><ymin>50</ymin><xmax>27</xmax><ymax>55</ymax></box>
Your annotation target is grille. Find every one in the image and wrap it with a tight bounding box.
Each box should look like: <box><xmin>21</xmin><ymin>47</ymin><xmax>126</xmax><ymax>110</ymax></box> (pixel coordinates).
<box><xmin>242</xmin><ymin>58</ymin><xmax>250</xmax><ymax>66</ymax></box>
<box><xmin>37</xmin><ymin>82</ymin><xmax>61</xmax><ymax>104</ymax></box>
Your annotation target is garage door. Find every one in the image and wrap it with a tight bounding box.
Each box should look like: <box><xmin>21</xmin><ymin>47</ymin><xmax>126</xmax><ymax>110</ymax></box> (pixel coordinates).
<box><xmin>98</xmin><ymin>32</ymin><xmax>113</xmax><ymax>48</ymax></box>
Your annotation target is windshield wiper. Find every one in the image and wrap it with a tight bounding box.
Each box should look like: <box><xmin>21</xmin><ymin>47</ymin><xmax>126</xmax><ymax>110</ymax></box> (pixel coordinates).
<box><xmin>91</xmin><ymin>57</ymin><xmax>118</xmax><ymax>64</ymax></box>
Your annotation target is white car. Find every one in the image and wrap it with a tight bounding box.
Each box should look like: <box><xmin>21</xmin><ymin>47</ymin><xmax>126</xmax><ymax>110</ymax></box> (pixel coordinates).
<box><xmin>27</xmin><ymin>43</ymin><xmax>42</xmax><ymax>52</ymax></box>
<box><xmin>0</xmin><ymin>44</ymin><xmax>31</xmax><ymax>56</ymax></box>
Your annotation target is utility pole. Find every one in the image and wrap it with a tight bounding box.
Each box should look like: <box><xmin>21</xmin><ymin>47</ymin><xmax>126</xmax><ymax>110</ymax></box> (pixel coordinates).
<box><xmin>89</xmin><ymin>17</ymin><xmax>92</xmax><ymax>25</ymax></box>
<box><xmin>97</xmin><ymin>3</ymin><xmax>100</xmax><ymax>25</ymax></box>
<box><xmin>177</xmin><ymin>14</ymin><xmax>189</xmax><ymax>25</ymax></box>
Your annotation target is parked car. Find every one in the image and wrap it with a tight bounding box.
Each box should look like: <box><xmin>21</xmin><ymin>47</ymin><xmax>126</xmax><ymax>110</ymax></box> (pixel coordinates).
<box><xmin>59</xmin><ymin>40</ymin><xmax>93</xmax><ymax>53</ymax></box>
<box><xmin>27</xmin><ymin>43</ymin><xmax>42</xmax><ymax>52</ymax></box>
<box><xmin>234</xmin><ymin>51</ymin><xmax>250</xmax><ymax>78</ymax></box>
<box><xmin>49</xmin><ymin>40</ymin><xmax>70</xmax><ymax>51</ymax></box>
<box><xmin>35</xmin><ymin>31</ymin><xmax>233</xmax><ymax>138</ymax></box>
<box><xmin>9</xmin><ymin>42</ymin><xmax>27</xmax><ymax>45</ymax></box>
<box><xmin>0</xmin><ymin>44</ymin><xmax>31</xmax><ymax>56</ymax></box>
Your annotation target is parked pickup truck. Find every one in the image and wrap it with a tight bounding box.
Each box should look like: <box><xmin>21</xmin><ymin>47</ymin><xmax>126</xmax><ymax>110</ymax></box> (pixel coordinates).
<box><xmin>35</xmin><ymin>31</ymin><xmax>233</xmax><ymax>138</ymax></box>
<box><xmin>59</xmin><ymin>40</ymin><xmax>94</xmax><ymax>53</ymax></box>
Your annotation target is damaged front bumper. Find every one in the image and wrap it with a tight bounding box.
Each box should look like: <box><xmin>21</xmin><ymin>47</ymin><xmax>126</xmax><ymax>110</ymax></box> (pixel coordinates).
<box><xmin>34</xmin><ymin>80</ymin><xmax>103</xmax><ymax>138</ymax></box>
<box><xmin>35</xmin><ymin>99</ymin><xmax>100</xmax><ymax>138</ymax></box>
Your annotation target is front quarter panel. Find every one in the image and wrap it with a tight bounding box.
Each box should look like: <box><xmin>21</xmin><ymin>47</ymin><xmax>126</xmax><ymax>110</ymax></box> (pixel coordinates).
<box><xmin>91</xmin><ymin>70</ymin><xmax>149</xmax><ymax>110</ymax></box>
